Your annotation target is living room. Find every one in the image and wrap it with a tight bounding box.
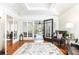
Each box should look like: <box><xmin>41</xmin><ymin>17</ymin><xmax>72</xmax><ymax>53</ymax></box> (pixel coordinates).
<box><xmin>5</xmin><ymin>3</ymin><xmax>79</xmax><ymax>55</ymax></box>
<box><xmin>0</xmin><ymin>3</ymin><xmax>79</xmax><ymax>55</ymax></box>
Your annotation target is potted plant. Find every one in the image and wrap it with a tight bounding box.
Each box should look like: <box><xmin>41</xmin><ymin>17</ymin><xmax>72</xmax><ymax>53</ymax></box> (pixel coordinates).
<box><xmin>63</xmin><ymin>31</ymin><xmax>69</xmax><ymax>38</ymax></box>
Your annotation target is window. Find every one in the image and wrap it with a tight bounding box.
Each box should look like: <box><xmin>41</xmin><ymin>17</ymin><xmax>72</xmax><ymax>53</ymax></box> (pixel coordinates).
<box><xmin>28</xmin><ymin>21</ymin><xmax>33</xmax><ymax>37</ymax></box>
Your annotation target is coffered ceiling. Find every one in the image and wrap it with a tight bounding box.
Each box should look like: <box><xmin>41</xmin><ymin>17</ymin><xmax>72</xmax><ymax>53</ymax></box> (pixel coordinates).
<box><xmin>0</xmin><ymin>3</ymin><xmax>76</xmax><ymax>16</ymax></box>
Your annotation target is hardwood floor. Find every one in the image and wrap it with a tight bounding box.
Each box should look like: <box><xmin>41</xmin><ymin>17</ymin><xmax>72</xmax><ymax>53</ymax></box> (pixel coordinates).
<box><xmin>57</xmin><ymin>46</ymin><xmax>68</xmax><ymax>55</ymax></box>
<box><xmin>7</xmin><ymin>40</ymin><xmax>34</xmax><ymax>55</ymax></box>
<box><xmin>7</xmin><ymin>40</ymin><xmax>67</xmax><ymax>55</ymax></box>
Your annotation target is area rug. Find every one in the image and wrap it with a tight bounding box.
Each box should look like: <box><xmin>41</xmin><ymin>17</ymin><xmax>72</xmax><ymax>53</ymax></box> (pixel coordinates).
<box><xmin>13</xmin><ymin>42</ymin><xmax>63</xmax><ymax>55</ymax></box>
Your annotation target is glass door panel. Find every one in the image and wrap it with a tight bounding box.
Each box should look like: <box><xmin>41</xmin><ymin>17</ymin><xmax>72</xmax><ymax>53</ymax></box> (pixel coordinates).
<box><xmin>13</xmin><ymin>21</ymin><xmax>18</xmax><ymax>39</ymax></box>
<box><xmin>7</xmin><ymin>15</ymin><xmax>14</xmax><ymax>45</ymax></box>
<box><xmin>22</xmin><ymin>22</ymin><xmax>27</xmax><ymax>37</ymax></box>
<box><xmin>34</xmin><ymin>20</ymin><xmax>43</xmax><ymax>38</ymax></box>
<box><xmin>28</xmin><ymin>21</ymin><xmax>33</xmax><ymax>38</ymax></box>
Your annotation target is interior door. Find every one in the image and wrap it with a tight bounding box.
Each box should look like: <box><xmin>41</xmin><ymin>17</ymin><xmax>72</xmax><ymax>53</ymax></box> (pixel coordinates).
<box><xmin>7</xmin><ymin>15</ymin><xmax>14</xmax><ymax>45</ymax></box>
<box><xmin>43</xmin><ymin>19</ymin><xmax>53</xmax><ymax>39</ymax></box>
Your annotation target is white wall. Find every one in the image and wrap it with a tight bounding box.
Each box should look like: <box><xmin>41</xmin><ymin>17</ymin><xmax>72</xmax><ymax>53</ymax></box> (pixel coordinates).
<box><xmin>59</xmin><ymin>4</ymin><xmax>79</xmax><ymax>39</ymax></box>
<box><xmin>0</xmin><ymin>6</ymin><xmax>5</xmax><ymax>51</ymax></box>
<box><xmin>0</xmin><ymin>18</ymin><xmax>5</xmax><ymax>51</ymax></box>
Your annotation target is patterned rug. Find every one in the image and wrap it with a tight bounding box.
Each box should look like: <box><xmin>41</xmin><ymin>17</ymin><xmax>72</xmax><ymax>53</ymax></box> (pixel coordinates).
<box><xmin>13</xmin><ymin>42</ymin><xmax>63</xmax><ymax>55</ymax></box>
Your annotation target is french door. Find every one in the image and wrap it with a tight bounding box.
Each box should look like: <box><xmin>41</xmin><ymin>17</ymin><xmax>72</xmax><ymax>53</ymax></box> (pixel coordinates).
<box><xmin>43</xmin><ymin>19</ymin><xmax>53</xmax><ymax>39</ymax></box>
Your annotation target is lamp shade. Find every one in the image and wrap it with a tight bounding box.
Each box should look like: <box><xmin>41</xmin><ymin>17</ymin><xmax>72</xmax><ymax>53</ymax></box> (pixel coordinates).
<box><xmin>66</xmin><ymin>23</ymin><xmax>73</xmax><ymax>29</ymax></box>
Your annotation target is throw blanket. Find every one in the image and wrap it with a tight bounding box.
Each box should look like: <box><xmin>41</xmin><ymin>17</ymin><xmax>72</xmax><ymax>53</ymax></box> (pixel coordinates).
<box><xmin>13</xmin><ymin>42</ymin><xmax>63</xmax><ymax>55</ymax></box>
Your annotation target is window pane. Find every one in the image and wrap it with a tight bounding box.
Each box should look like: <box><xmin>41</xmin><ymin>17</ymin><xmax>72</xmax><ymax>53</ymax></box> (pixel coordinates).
<box><xmin>28</xmin><ymin>22</ymin><xmax>33</xmax><ymax>37</ymax></box>
<box><xmin>23</xmin><ymin>22</ymin><xmax>27</xmax><ymax>37</ymax></box>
